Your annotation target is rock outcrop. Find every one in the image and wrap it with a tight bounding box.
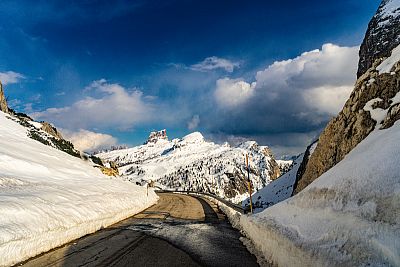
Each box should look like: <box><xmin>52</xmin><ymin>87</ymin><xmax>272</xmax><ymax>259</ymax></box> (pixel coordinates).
<box><xmin>261</xmin><ymin>147</ymin><xmax>281</xmax><ymax>180</ymax></box>
<box><xmin>40</xmin><ymin>122</ymin><xmax>63</xmax><ymax>139</ymax></box>
<box><xmin>358</xmin><ymin>0</ymin><xmax>400</xmax><ymax>77</ymax></box>
<box><xmin>295</xmin><ymin>0</ymin><xmax>400</xmax><ymax>193</ymax></box>
<box><xmin>0</xmin><ymin>81</ymin><xmax>9</xmax><ymax>113</ymax></box>
<box><xmin>145</xmin><ymin>129</ymin><xmax>168</xmax><ymax>144</ymax></box>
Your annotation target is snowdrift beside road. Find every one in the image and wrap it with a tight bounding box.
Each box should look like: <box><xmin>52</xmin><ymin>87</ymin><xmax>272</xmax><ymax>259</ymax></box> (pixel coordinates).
<box><xmin>240</xmin><ymin>121</ymin><xmax>400</xmax><ymax>266</ymax></box>
<box><xmin>0</xmin><ymin>112</ymin><xmax>158</xmax><ymax>266</ymax></box>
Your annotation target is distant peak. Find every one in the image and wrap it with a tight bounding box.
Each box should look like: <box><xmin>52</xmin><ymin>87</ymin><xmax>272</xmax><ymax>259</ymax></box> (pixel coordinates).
<box><xmin>239</xmin><ymin>140</ymin><xmax>259</xmax><ymax>150</ymax></box>
<box><xmin>145</xmin><ymin>129</ymin><xmax>168</xmax><ymax>144</ymax></box>
<box><xmin>182</xmin><ymin>132</ymin><xmax>204</xmax><ymax>143</ymax></box>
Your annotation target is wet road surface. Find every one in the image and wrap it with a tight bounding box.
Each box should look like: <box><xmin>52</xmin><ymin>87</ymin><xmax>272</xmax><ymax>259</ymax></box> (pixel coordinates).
<box><xmin>20</xmin><ymin>193</ymin><xmax>259</xmax><ymax>267</ymax></box>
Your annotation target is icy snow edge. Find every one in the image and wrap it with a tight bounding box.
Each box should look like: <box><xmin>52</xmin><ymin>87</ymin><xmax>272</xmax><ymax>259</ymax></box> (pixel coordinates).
<box><xmin>239</xmin><ymin>121</ymin><xmax>400</xmax><ymax>266</ymax></box>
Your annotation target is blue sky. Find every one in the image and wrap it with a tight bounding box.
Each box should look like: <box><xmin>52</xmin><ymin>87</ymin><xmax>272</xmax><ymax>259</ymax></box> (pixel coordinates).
<box><xmin>0</xmin><ymin>0</ymin><xmax>380</xmax><ymax>156</ymax></box>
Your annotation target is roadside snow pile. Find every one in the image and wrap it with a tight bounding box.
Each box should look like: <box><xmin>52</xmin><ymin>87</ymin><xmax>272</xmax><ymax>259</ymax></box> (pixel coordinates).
<box><xmin>240</xmin><ymin>121</ymin><xmax>400</xmax><ymax>266</ymax></box>
<box><xmin>0</xmin><ymin>112</ymin><xmax>158</xmax><ymax>267</ymax></box>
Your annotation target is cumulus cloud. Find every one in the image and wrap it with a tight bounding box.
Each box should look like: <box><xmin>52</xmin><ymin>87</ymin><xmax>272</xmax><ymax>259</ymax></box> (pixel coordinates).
<box><xmin>253</xmin><ymin>43</ymin><xmax>358</xmax><ymax>113</ymax></box>
<box><xmin>208</xmin><ymin>44</ymin><xmax>359</xmax><ymax>155</ymax></box>
<box><xmin>214</xmin><ymin>78</ymin><xmax>256</xmax><ymax>108</ymax></box>
<box><xmin>187</xmin><ymin>114</ymin><xmax>200</xmax><ymax>130</ymax></box>
<box><xmin>0</xmin><ymin>71</ymin><xmax>25</xmax><ymax>85</ymax></box>
<box><xmin>302</xmin><ymin>85</ymin><xmax>353</xmax><ymax>115</ymax></box>
<box><xmin>191</xmin><ymin>56</ymin><xmax>239</xmax><ymax>72</ymax></box>
<box><xmin>62</xmin><ymin>129</ymin><xmax>117</xmax><ymax>152</ymax></box>
<box><xmin>32</xmin><ymin>79</ymin><xmax>155</xmax><ymax>130</ymax></box>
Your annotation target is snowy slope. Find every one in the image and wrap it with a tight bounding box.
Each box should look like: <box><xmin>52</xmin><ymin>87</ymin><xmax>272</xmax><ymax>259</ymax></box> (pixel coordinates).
<box><xmin>276</xmin><ymin>159</ymin><xmax>293</xmax><ymax>174</ymax></box>
<box><xmin>0</xmin><ymin>112</ymin><xmax>158</xmax><ymax>266</ymax></box>
<box><xmin>240</xmin><ymin>119</ymin><xmax>400</xmax><ymax>265</ymax></box>
<box><xmin>242</xmin><ymin>154</ymin><xmax>303</xmax><ymax>212</ymax></box>
<box><xmin>97</xmin><ymin>132</ymin><xmax>280</xmax><ymax>203</ymax></box>
<box><xmin>377</xmin><ymin>43</ymin><xmax>400</xmax><ymax>73</ymax></box>
<box><xmin>242</xmin><ymin>141</ymin><xmax>318</xmax><ymax>212</ymax></box>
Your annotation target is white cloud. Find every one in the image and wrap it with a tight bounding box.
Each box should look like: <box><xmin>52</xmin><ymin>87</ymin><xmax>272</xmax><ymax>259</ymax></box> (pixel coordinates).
<box><xmin>62</xmin><ymin>129</ymin><xmax>117</xmax><ymax>152</ymax></box>
<box><xmin>214</xmin><ymin>78</ymin><xmax>256</xmax><ymax>108</ymax></box>
<box><xmin>0</xmin><ymin>71</ymin><xmax>25</xmax><ymax>85</ymax></box>
<box><xmin>302</xmin><ymin>85</ymin><xmax>353</xmax><ymax>115</ymax></box>
<box><xmin>32</xmin><ymin>79</ymin><xmax>155</xmax><ymax>130</ymax></box>
<box><xmin>187</xmin><ymin>114</ymin><xmax>200</xmax><ymax>130</ymax></box>
<box><xmin>254</xmin><ymin>43</ymin><xmax>358</xmax><ymax>115</ymax></box>
<box><xmin>214</xmin><ymin>43</ymin><xmax>358</xmax><ymax>116</ymax></box>
<box><xmin>191</xmin><ymin>56</ymin><xmax>239</xmax><ymax>72</ymax></box>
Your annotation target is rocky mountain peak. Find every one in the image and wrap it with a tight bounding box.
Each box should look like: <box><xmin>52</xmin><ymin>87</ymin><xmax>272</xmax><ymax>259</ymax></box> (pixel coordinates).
<box><xmin>357</xmin><ymin>0</ymin><xmax>400</xmax><ymax>77</ymax></box>
<box><xmin>145</xmin><ymin>129</ymin><xmax>168</xmax><ymax>144</ymax></box>
<box><xmin>0</xmin><ymin>81</ymin><xmax>9</xmax><ymax>114</ymax></box>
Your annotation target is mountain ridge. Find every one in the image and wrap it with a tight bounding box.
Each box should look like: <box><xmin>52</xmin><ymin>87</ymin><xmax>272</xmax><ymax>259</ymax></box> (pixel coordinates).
<box><xmin>97</xmin><ymin>130</ymin><xmax>281</xmax><ymax>203</ymax></box>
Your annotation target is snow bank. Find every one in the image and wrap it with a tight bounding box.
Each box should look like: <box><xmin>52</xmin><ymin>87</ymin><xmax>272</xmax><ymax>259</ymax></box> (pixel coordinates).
<box><xmin>0</xmin><ymin>112</ymin><xmax>158</xmax><ymax>266</ymax></box>
<box><xmin>240</xmin><ymin>121</ymin><xmax>400</xmax><ymax>266</ymax></box>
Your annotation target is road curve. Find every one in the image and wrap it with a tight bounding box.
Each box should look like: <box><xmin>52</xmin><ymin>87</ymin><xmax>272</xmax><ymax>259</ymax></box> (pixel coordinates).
<box><xmin>19</xmin><ymin>193</ymin><xmax>259</xmax><ymax>267</ymax></box>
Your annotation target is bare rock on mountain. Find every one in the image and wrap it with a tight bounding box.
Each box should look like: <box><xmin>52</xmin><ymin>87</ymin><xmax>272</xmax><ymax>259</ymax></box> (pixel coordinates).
<box><xmin>262</xmin><ymin>147</ymin><xmax>281</xmax><ymax>180</ymax></box>
<box><xmin>358</xmin><ymin>0</ymin><xmax>400</xmax><ymax>77</ymax></box>
<box><xmin>295</xmin><ymin>54</ymin><xmax>400</xmax><ymax>193</ymax></box>
<box><xmin>40</xmin><ymin>122</ymin><xmax>63</xmax><ymax>140</ymax></box>
<box><xmin>145</xmin><ymin>129</ymin><xmax>168</xmax><ymax>144</ymax></box>
<box><xmin>0</xmin><ymin>81</ymin><xmax>9</xmax><ymax>114</ymax></box>
<box><xmin>294</xmin><ymin>0</ymin><xmax>400</xmax><ymax>194</ymax></box>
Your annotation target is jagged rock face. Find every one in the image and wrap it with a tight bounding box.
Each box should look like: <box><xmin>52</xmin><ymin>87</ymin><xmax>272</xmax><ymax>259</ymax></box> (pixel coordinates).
<box><xmin>357</xmin><ymin>0</ymin><xmax>400</xmax><ymax>77</ymax></box>
<box><xmin>292</xmin><ymin>140</ymin><xmax>318</xmax><ymax>195</ymax></box>
<box><xmin>0</xmin><ymin>81</ymin><xmax>9</xmax><ymax>113</ymax></box>
<box><xmin>40</xmin><ymin>122</ymin><xmax>63</xmax><ymax>139</ymax></box>
<box><xmin>145</xmin><ymin>129</ymin><xmax>168</xmax><ymax>144</ymax></box>
<box><xmin>295</xmin><ymin>56</ymin><xmax>400</xmax><ymax>193</ymax></box>
<box><xmin>261</xmin><ymin>147</ymin><xmax>281</xmax><ymax>180</ymax></box>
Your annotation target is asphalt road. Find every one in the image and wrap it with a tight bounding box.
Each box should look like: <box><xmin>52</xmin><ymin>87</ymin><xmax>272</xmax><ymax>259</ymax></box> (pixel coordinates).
<box><xmin>19</xmin><ymin>193</ymin><xmax>259</xmax><ymax>267</ymax></box>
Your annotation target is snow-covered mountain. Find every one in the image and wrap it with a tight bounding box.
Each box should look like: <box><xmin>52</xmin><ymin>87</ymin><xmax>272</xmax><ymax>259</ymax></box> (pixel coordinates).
<box><xmin>97</xmin><ymin>131</ymin><xmax>281</xmax><ymax>203</ymax></box>
<box><xmin>242</xmin><ymin>140</ymin><xmax>318</xmax><ymax>212</ymax></box>
<box><xmin>242</xmin><ymin>142</ymin><xmax>316</xmax><ymax>212</ymax></box>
